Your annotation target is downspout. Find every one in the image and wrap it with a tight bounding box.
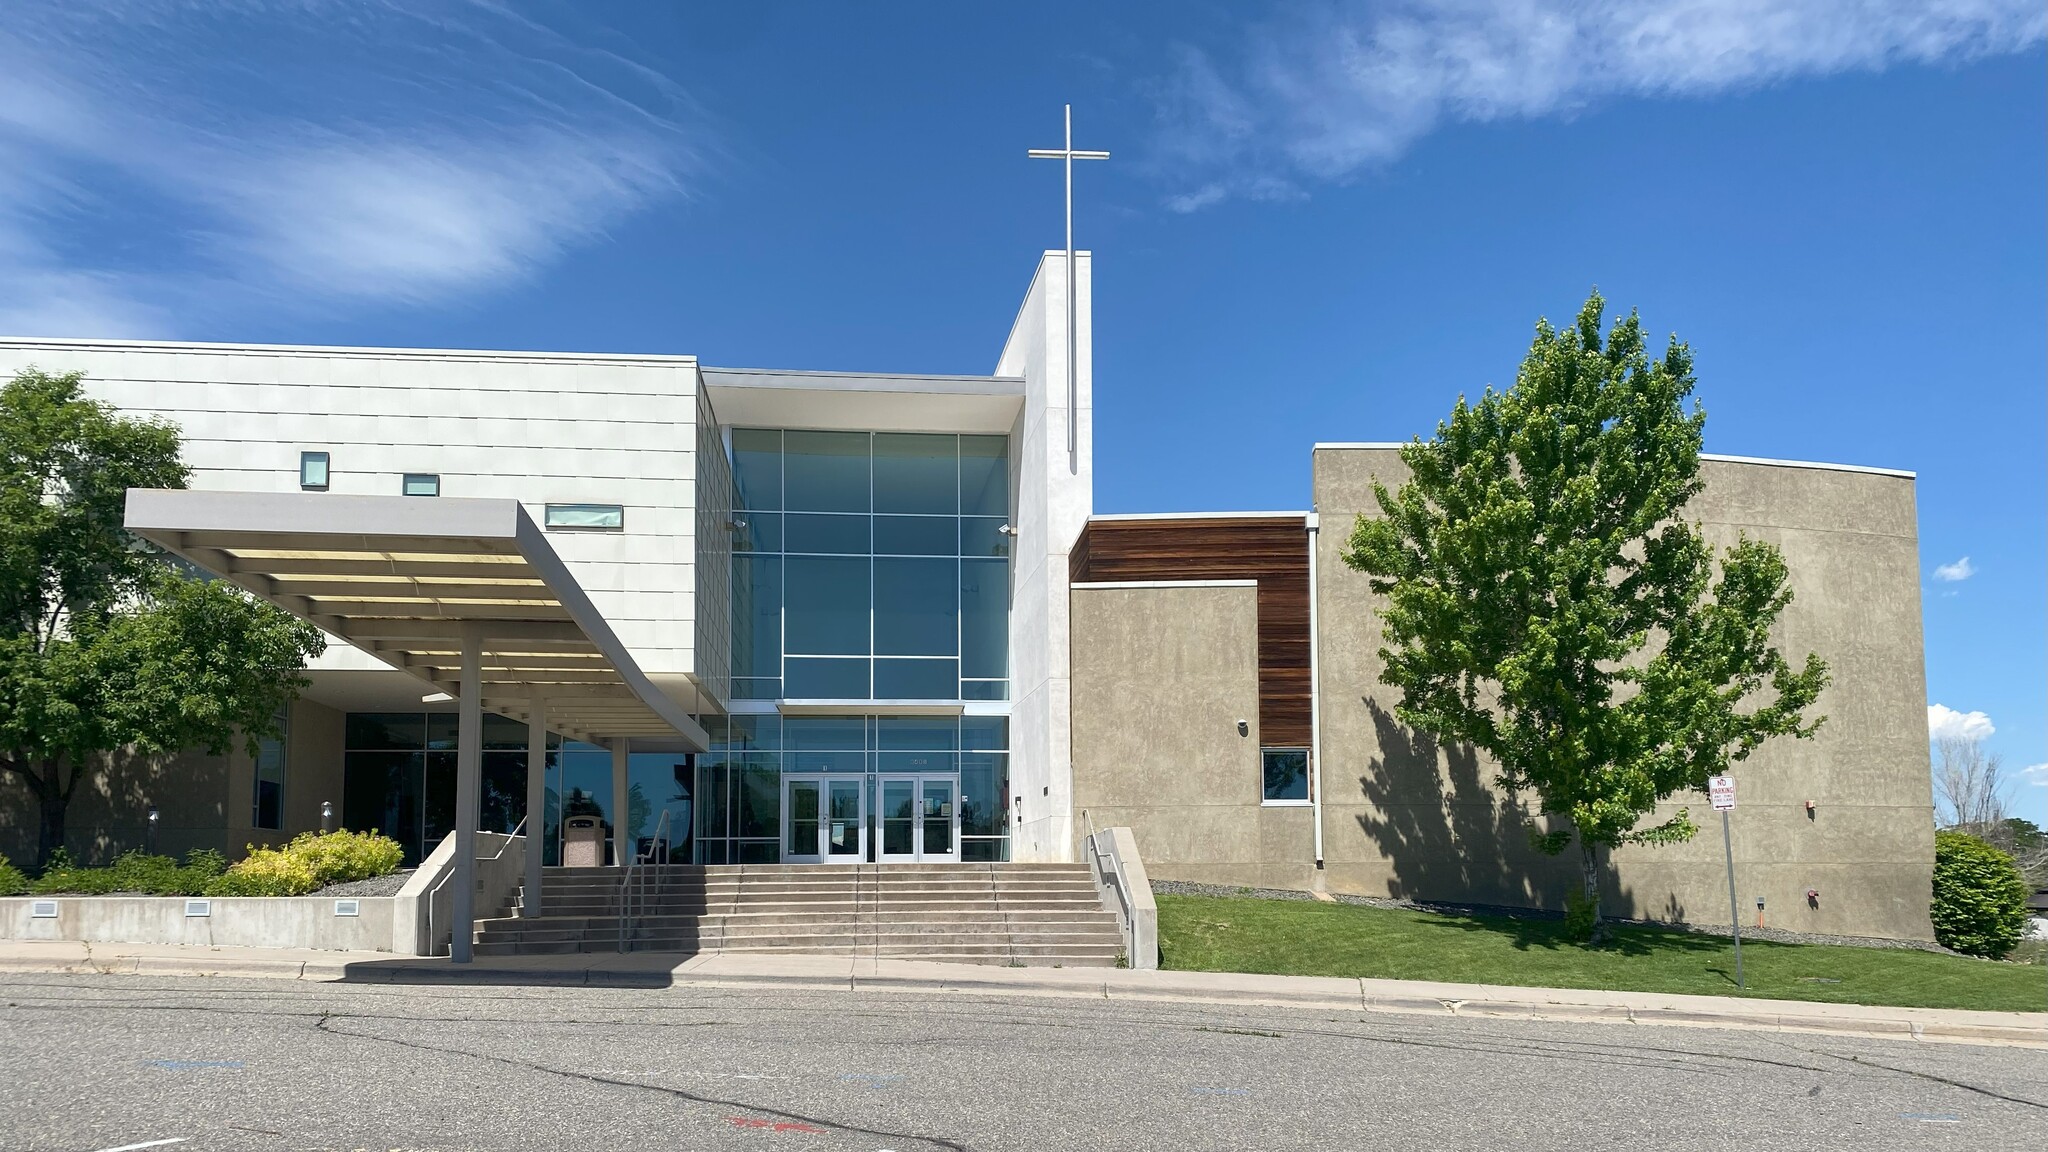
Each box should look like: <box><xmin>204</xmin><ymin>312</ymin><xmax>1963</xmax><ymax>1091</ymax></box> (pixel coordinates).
<box><xmin>1306</xmin><ymin>511</ymin><xmax>1326</xmax><ymax>873</ymax></box>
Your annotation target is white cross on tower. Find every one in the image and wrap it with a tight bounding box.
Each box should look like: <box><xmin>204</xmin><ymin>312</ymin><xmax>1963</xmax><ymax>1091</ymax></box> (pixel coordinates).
<box><xmin>1029</xmin><ymin>105</ymin><xmax>1108</xmax><ymax>465</ymax></box>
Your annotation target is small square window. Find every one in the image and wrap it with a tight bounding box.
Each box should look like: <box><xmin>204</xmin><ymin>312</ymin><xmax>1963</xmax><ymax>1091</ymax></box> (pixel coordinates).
<box><xmin>402</xmin><ymin>473</ymin><xmax>440</xmax><ymax>497</ymax></box>
<box><xmin>544</xmin><ymin>503</ymin><xmax>625</xmax><ymax>530</ymax></box>
<box><xmin>299</xmin><ymin>451</ymin><xmax>329</xmax><ymax>490</ymax></box>
<box><xmin>1262</xmin><ymin>748</ymin><xmax>1310</xmax><ymax>804</ymax></box>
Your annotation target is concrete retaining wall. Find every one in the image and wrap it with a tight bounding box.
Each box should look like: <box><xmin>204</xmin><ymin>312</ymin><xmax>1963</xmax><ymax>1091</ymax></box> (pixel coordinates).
<box><xmin>0</xmin><ymin>894</ymin><xmax>400</xmax><ymax>951</ymax></box>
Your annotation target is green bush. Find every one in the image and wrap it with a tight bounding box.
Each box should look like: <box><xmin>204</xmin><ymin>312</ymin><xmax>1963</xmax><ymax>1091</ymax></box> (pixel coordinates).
<box><xmin>203</xmin><ymin>830</ymin><xmax>403</xmax><ymax>897</ymax></box>
<box><xmin>0</xmin><ymin>853</ymin><xmax>26</xmax><ymax>896</ymax></box>
<box><xmin>28</xmin><ymin>849</ymin><xmax>227</xmax><ymax>896</ymax></box>
<box><xmin>1931</xmin><ymin>830</ymin><xmax>2030</xmax><ymax>959</ymax></box>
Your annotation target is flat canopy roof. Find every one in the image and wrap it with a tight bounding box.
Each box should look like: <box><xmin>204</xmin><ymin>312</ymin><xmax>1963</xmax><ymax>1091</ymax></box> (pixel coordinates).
<box><xmin>701</xmin><ymin>366</ymin><xmax>1024</xmax><ymax>434</ymax></box>
<box><xmin>125</xmin><ymin>489</ymin><xmax>707</xmax><ymax>750</ymax></box>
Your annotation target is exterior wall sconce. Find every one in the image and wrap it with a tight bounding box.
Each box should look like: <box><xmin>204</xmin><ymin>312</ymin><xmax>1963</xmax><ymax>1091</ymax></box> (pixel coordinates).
<box><xmin>728</xmin><ymin>518</ymin><xmax>748</xmax><ymax>532</ymax></box>
<box><xmin>1805</xmin><ymin>888</ymin><xmax>1821</xmax><ymax>909</ymax></box>
<box><xmin>997</xmin><ymin>524</ymin><xmax>1017</xmax><ymax>536</ymax></box>
<box><xmin>1236</xmin><ymin>719</ymin><xmax>1249</xmax><ymax>737</ymax></box>
<box><xmin>1804</xmin><ymin>800</ymin><xmax>1816</xmax><ymax>820</ymax></box>
<box><xmin>1014</xmin><ymin>796</ymin><xmax>1023</xmax><ymax>826</ymax></box>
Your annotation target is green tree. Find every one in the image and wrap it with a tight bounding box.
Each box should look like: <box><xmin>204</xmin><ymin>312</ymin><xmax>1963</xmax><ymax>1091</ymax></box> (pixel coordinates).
<box><xmin>1341</xmin><ymin>293</ymin><xmax>1829</xmax><ymax>940</ymax></box>
<box><xmin>0</xmin><ymin>368</ymin><xmax>325</xmax><ymax>868</ymax></box>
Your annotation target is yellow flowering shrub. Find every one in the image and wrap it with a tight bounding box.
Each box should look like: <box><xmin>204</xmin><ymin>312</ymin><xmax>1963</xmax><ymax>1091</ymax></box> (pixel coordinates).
<box><xmin>203</xmin><ymin>829</ymin><xmax>404</xmax><ymax>896</ymax></box>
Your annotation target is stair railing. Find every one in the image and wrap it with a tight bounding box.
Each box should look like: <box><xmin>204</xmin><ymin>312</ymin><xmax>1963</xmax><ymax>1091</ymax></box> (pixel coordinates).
<box><xmin>426</xmin><ymin>816</ymin><xmax>525</xmax><ymax>956</ymax></box>
<box><xmin>1081</xmin><ymin>809</ymin><xmax>1136</xmax><ymax>962</ymax></box>
<box><xmin>617</xmin><ymin>809</ymin><xmax>672</xmax><ymax>953</ymax></box>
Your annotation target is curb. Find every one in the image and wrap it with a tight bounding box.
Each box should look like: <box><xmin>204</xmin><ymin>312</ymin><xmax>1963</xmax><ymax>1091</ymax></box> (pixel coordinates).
<box><xmin>5</xmin><ymin>954</ymin><xmax>2041</xmax><ymax>1048</ymax></box>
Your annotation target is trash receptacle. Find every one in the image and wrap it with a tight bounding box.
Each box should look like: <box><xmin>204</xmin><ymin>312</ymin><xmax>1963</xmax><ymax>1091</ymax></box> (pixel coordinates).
<box><xmin>563</xmin><ymin>816</ymin><xmax>605</xmax><ymax>868</ymax></box>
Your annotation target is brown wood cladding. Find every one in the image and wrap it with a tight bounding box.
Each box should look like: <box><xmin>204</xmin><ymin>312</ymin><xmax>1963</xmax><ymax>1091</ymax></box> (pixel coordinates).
<box><xmin>1070</xmin><ymin>517</ymin><xmax>1311</xmax><ymax>748</ymax></box>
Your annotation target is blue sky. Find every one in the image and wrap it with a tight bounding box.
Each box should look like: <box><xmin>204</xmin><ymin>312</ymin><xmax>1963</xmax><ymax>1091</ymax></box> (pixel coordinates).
<box><xmin>2</xmin><ymin>2</ymin><xmax>2043</xmax><ymax>801</ymax></box>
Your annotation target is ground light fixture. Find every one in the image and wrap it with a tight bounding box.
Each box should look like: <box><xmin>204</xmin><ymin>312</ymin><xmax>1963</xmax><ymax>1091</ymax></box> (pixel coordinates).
<box><xmin>146</xmin><ymin>806</ymin><xmax>159</xmax><ymax>855</ymax></box>
<box><xmin>321</xmin><ymin>800</ymin><xmax>334</xmax><ymax>833</ymax></box>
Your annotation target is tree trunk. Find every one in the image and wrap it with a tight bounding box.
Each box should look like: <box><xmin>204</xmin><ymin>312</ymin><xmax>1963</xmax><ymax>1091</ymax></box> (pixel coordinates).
<box><xmin>1579</xmin><ymin>839</ymin><xmax>1607</xmax><ymax>943</ymax></box>
<box><xmin>37</xmin><ymin>790</ymin><xmax>67</xmax><ymax>871</ymax></box>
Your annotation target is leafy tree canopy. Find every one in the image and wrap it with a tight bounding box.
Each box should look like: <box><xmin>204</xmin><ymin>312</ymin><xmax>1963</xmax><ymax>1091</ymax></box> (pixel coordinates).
<box><xmin>1341</xmin><ymin>293</ymin><xmax>1829</xmax><ymax>936</ymax></box>
<box><xmin>0</xmin><ymin>368</ymin><xmax>325</xmax><ymax>867</ymax></box>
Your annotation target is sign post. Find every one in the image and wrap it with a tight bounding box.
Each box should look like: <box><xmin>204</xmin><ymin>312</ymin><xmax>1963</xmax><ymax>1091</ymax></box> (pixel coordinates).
<box><xmin>1708</xmin><ymin>774</ymin><xmax>1741</xmax><ymax>989</ymax></box>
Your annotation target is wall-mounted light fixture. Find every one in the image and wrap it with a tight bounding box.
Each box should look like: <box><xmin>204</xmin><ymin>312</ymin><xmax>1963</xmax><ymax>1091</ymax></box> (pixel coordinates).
<box><xmin>1805</xmin><ymin>888</ymin><xmax>1820</xmax><ymax>909</ymax></box>
<box><xmin>1236</xmin><ymin>719</ymin><xmax>1249</xmax><ymax>737</ymax></box>
<box><xmin>997</xmin><ymin>524</ymin><xmax>1017</xmax><ymax>536</ymax></box>
<box><xmin>1804</xmin><ymin>799</ymin><xmax>1816</xmax><ymax>820</ymax></box>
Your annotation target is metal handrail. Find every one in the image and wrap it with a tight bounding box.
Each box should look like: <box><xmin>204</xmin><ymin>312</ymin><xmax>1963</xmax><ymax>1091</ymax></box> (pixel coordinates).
<box><xmin>1081</xmin><ymin>810</ymin><xmax>1136</xmax><ymax>962</ymax></box>
<box><xmin>617</xmin><ymin>809</ymin><xmax>673</xmax><ymax>953</ymax></box>
<box><xmin>426</xmin><ymin>816</ymin><xmax>526</xmax><ymax>954</ymax></box>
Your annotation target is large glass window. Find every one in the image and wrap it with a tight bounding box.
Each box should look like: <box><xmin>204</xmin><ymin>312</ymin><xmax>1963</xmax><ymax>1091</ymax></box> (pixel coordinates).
<box><xmin>729</xmin><ymin>430</ymin><xmax>1011</xmax><ymax>702</ymax></box>
<box><xmin>1262</xmin><ymin>748</ymin><xmax>1311</xmax><ymax>804</ymax></box>
<box><xmin>342</xmin><ymin>711</ymin><xmax>553</xmax><ymax>865</ymax></box>
<box><xmin>252</xmin><ymin>710</ymin><xmax>287</xmax><ymax>830</ymax></box>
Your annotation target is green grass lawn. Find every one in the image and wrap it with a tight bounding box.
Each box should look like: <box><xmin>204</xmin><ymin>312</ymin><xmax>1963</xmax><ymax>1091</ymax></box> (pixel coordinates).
<box><xmin>1157</xmin><ymin>894</ymin><xmax>2048</xmax><ymax>1013</ymax></box>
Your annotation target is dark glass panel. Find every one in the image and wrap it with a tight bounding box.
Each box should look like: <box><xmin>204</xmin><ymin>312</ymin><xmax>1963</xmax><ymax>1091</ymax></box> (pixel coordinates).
<box><xmin>731</xmin><ymin>677</ymin><xmax>781</xmax><ymax>700</ymax></box>
<box><xmin>876</xmin><ymin>750</ymin><xmax>957</xmax><ymax>775</ymax></box>
<box><xmin>1262</xmin><ymin>749</ymin><xmax>1310</xmax><ymax>802</ymax></box>
<box><xmin>480</xmin><ymin>750</ymin><xmax>526</xmax><ymax>833</ymax></box>
<box><xmin>422</xmin><ymin>750</ymin><xmax>457</xmax><ymax>853</ymax></box>
<box><xmin>344</xmin><ymin>713</ymin><xmax>425</xmax><ymax>751</ymax></box>
<box><xmin>784</xmin><ymin>657</ymin><xmax>869</xmax><ymax>699</ymax></box>
<box><xmin>785</xmin><ymin>513</ymin><xmax>871</xmax><ymax>555</ymax></box>
<box><xmin>342</xmin><ymin>750</ymin><xmax>422</xmax><ymax>863</ymax></box>
<box><xmin>960</xmin><ymin>558</ymin><xmax>1009</xmax><ymax>680</ymax></box>
<box><xmin>874</xmin><ymin>558</ymin><xmax>957</xmax><ymax>656</ymax></box>
<box><xmin>960</xmin><ymin>752</ymin><xmax>1007</xmax><ymax>837</ymax></box>
<box><xmin>961</xmin><ymin>716</ymin><xmax>1008</xmax><ymax>752</ymax></box>
<box><xmin>877</xmin><ymin>716</ymin><xmax>959</xmax><ymax>751</ymax></box>
<box><xmin>425</xmin><ymin>714</ymin><xmax>459</xmax><ymax>750</ymax></box>
<box><xmin>874</xmin><ymin>657</ymin><xmax>957</xmax><ymax>700</ymax></box>
<box><xmin>875</xmin><ymin>515</ymin><xmax>955</xmax><ymax>556</ymax></box>
<box><xmin>481</xmin><ymin>713</ymin><xmax>529</xmax><ymax>751</ymax></box>
<box><xmin>959</xmin><ymin>517</ymin><xmax>1011</xmax><ymax>558</ymax></box>
<box><xmin>961</xmin><ymin>838</ymin><xmax>1007</xmax><ymax>862</ymax></box>
<box><xmin>959</xmin><ymin>435</ymin><xmax>1009</xmax><ymax>516</ymax></box>
<box><xmin>731</xmin><ymin>429</ymin><xmax>783</xmax><ymax>511</ymax></box>
<box><xmin>784</xmin><ymin>430</ymin><xmax>870</xmax><ymax>513</ymax></box>
<box><xmin>736</xmin><ymin>840</ymin><xmax>779</xmax><ymax>864</ymax></box>
<box><xmin>783</xmin><ymin>716</ymin><xmax>867</xmax><ymax>750</ymax></box>
<box><xmin>737</xmin><ymin>759</ymin><xmax>780</xmax><ymax>838</ymax></box>
<box><xmin>783</xmin><ymin>556</ymin><xmax>869</xmax><ymax>655</ymax></box>
<box><xmin>732</xmin><ymin>511</ymin><xmax>782</xmax><ymax>553</ymax></box>
<box><xmin>731</xmin><ymin>555</ymin><xmax>782</xmax><ymax>677</ymax></box>
<box><xmin>960</xmin><ymin>680</ymin><xmax>1009</xmax><ymax>701</ymax></box>
<box><xmin>727</xmin><ymin>714</ymin><xmax>782</xmax><ymax>751</ymax></box>
<box><xmin>873</xmin><ymin>433</ymin><xmax>957</xmax><ymax>515</ymax></box>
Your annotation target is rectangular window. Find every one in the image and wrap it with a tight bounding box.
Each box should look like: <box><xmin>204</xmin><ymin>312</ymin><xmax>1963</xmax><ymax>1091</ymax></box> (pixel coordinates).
<box><xmin>299</xmin><ymin>451</ymin><xmax>330</xmax><ymax>490</ymax></box>
<box><xmin>402</xmin><ymin>473</ymin><xmax>440</xmax><ymax>497</ymax></box>
<box><xmin>1262</xmin><ymin>748</ymin><xmax>1311</xmax><ymax>804</ymax></box>
<box><xmin>253</xmin><ymin>710</ymin><xmax>288</xmax><ymax>829</ymax></box>
<box><xmin>784</xmin><ymin>556</ymin><xmax>870</xmax><ymax>655</ymax></box>
<box><xmin>544</xmin><ymin>503</ymin><xmax>625</xmax><ymax>530</ymax></box>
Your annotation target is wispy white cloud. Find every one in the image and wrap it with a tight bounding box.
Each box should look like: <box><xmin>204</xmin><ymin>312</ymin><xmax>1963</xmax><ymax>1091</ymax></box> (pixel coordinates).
<box><xmin>1154</xmin><ymin>1</ymin><xmax>2047</xmax><ymax>208</ymax></box>
<box><xmin>1933</xmin><ymin>556</ymin><xmax>1976</xmax><ymax>581</ymax></box>
<box><xmin>2019</xmin><ymin>763</ymin><xmax>2048</xmax><ymax>788</ymax></box>
<box><xmin>0</xmin><ymin>1</ymin><xmax>707</xmax><ymax>336</ymax></box>
<box><xmin>1928</xmin><ymin>703</ymin><xmax>1996</xmax><ymax>742</ymax></box>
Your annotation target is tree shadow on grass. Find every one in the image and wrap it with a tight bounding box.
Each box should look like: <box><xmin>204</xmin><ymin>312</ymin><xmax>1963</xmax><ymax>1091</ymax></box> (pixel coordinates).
<box><xmin>1412</xmin><ymin>905</ymin><xmax>1734</xmax><ymax>963</ymax></box>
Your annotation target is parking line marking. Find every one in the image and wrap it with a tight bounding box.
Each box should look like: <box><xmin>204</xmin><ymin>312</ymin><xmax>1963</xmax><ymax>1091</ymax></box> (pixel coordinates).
<box><xmin>92</xmin><ymin>1139</ymin><xmax>188</xmax><ymax>1152</ymax></box>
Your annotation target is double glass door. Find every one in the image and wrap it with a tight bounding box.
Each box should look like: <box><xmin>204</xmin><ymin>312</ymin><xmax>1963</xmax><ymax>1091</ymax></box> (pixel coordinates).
<box><xmin>783</xmin><ymin>775</ymin><xmax>865</xmax><ymax>863</ymax></box>
<box><xmin>878</xmin><ymin>774</ymin><xmax>959</xmax><ymax>863</ymax></box>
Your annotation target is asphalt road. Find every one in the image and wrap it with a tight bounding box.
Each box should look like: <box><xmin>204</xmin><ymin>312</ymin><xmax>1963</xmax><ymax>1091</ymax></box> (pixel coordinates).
<box><xmin>1</xmin><ymin>973</ymin><xmax>2042</xmax><ymax>1151</ymax></box>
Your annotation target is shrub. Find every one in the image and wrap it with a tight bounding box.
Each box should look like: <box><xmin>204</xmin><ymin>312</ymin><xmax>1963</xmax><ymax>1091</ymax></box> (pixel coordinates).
<box><xmin>203</xmin><ymin>830</ymin><xmax>403</xmax><ymax>897</ymax></box>
<box><xmin>28</xmin><ymin>849</ymin><xmax>228</xmax><ymax>896</ymax></box>
<box><xmin>1931</xmin><ymin>830</ymin><xmax>2030</xmax><ymax>959</ymax></box>
<box><xmin>0</xmin><ymin>853</ymin><xmax>26</xmax><ymax>896</ymax></box>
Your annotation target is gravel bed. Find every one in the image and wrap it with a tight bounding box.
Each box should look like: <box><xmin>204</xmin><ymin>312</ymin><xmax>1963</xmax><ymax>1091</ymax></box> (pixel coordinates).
<box><xmin>1150</xmin><ymin>879</ymin><xmax>1955</xmax><ymax>954</ymax></box>
<box><xmin>312</xmin><ymin>870</ymin><xmax>416</xmax><ymax>898</ymax></box>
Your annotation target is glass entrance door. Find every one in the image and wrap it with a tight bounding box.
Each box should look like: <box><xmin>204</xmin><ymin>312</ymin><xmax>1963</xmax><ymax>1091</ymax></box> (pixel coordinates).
<box><xmin>877</xmin><ymin>774</ymin><xmax>960</xmax><ymax>863</ymax></box>
<box><xmin>783</xmin><ymin>775</ymin><xmax>864</xmax><ymax>863</ymax></box>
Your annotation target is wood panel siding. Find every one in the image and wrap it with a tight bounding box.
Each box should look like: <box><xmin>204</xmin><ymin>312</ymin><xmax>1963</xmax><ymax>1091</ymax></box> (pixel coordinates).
<box><xmin>1069</xmin><ymin>516</ymin><xmax>1312</xmax><ymax>748</ymax></box>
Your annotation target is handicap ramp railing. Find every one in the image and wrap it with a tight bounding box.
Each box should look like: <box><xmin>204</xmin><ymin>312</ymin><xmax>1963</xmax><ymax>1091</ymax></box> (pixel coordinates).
<box><xmin>1080</xmin><ymin>814</ymin><xmax>1158</xmax><ymax>970</ymax></box>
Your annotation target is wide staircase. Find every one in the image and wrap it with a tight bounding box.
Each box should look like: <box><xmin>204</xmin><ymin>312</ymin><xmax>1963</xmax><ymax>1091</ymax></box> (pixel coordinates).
<box><xmin>470</xmin><ymin>863</ymin><xmax>1125</xmax><ymax>967</ymax></box>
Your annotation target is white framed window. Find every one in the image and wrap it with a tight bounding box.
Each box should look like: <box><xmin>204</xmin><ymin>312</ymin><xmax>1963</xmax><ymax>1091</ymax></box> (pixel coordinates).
<box><xmin>1261</xmin><ymin>747</ymin><xmax>1311</xmax><ymax>805</ymax></box>
<box><xmin>253</xmin><ymin>710</ymin><xmax>288</xmax><ymax>829</ymax></box>
<box><xmin>402</xmin><ymin>473</ymin><xmax>440</xmax><ymax>497</ymax></box>
<box><xmin>544</xmin><ymin>503</ymin><xmax>626</xmax><ymax>530</ymax></box>
<box><xmin>299</xmin><ymin>451</ymin><xmax>330</xmax><ymax>490</ymax></box>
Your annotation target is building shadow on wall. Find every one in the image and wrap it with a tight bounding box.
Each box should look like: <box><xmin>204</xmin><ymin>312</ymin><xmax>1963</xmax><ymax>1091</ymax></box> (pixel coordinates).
<box><xmin>1354</xmin><ymin>699</ymin><xmax>1614</xmax><ymax>921</ymax></box>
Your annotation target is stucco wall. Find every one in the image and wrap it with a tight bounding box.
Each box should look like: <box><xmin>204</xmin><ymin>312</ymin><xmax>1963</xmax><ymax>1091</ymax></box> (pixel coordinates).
<box><xmin>1311</xmin><ymin>447</ymin><xmax>1935</xmax><ymax>941</ymax></box>
<box><xmin>1069</xmin><ymin>582</ymin><xmax>1314</xmax><ymax>888</ymax></box>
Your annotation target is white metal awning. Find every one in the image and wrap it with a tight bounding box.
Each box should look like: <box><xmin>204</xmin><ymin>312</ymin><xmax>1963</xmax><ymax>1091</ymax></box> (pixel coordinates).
<box><xmin>124</xmin><ymin>489</ymin><xmax>707</xmax><ymax>749</ymax></box>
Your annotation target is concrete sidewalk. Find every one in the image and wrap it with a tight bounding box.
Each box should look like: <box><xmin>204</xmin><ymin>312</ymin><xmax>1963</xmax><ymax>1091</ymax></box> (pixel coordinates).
<box><xmin>3</xmin><ymin>939</ymin><xmax>2041</xmax><ymax>1048</ymax></box>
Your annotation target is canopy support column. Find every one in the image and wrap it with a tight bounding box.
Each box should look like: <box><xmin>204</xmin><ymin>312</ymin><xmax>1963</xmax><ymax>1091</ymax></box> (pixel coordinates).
<box><xmin>524</xmin><ymin>693</ymin><xmax>547</xmax><ymax>917</ymax></box>
<box><xmin>611</xmin><ymin>740</ymin><xmax>630</xmax><ymax>868</ymax></box>
<box><xmin>451</xmin><ymin>628</ymin><xmax>483</xmax><ymax>963</ymax></box>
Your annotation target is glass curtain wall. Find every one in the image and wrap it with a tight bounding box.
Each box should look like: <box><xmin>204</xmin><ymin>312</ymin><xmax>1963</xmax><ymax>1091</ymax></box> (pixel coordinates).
<box><xmin>694</xmin><ymin>714</ymin><xmax>1011</xmax><ymax>862</ymax></box>
<box><xmin>730</xmin><ymin>430</ymin><xmax>1012</xmax><ymax>701</ymax></box>
<box><xmin>340</xmin><ymin>712</ymin><xmax>543</xmax><ymax>865</ymax></box>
